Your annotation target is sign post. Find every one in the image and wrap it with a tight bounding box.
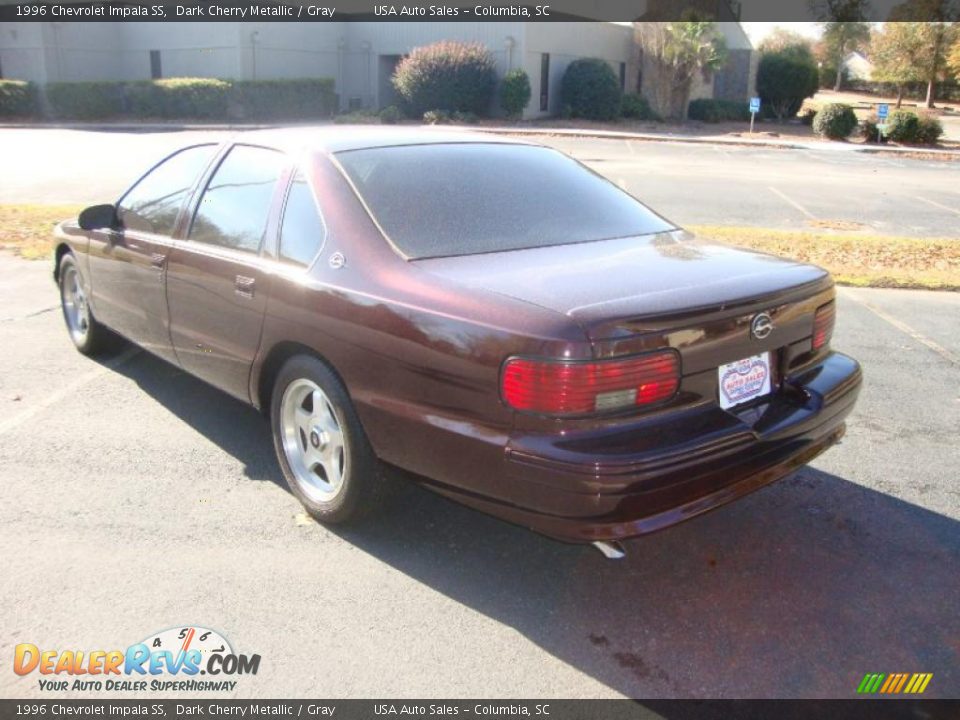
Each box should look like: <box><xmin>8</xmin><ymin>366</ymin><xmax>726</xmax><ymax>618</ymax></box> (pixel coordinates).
<box><xmin>749</xmin><ymin>97</ymin><xmax>761</xmax><ymax>134</ymax></box>
<box><xmin>877</xmin><ymin>103</ymin><xmax>889</xmax><ymax>143</ymax></box>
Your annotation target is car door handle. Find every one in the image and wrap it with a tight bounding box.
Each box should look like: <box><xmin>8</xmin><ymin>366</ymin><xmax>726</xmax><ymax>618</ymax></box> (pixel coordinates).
<box><xmin>235</xmin><ymin>275</ymin><xmax>256</xmax><ymax>298</ymax></box>
<box><xmin>150</xmin><ymin>253</ymin><xmax>166</xmax><ymax>270</ymax></box>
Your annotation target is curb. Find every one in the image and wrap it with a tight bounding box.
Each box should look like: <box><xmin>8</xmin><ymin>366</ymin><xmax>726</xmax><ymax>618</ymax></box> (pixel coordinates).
<box><xmin>3</xmin><ymin>121</ymin><xmax>959</xmax><ymax>158</ymax></box>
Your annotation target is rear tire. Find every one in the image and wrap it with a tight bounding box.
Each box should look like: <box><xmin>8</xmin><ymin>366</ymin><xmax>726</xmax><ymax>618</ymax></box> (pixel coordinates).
<box><xmin>270</xmin><ymin>354</ymin><xmax>384</xmax><ymax>524</ymax></box>
<box><xmin>58</xmin><ymin>253</ymin><xmax>111</xmax><ymax>356</ymax></box>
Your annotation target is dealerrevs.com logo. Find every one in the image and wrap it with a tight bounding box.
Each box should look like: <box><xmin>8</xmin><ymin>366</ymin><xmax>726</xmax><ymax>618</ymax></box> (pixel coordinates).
<box><xmin>13</xmin><ymin>626</ymin><xmax>261</xmax><ymax>692</ymax></box>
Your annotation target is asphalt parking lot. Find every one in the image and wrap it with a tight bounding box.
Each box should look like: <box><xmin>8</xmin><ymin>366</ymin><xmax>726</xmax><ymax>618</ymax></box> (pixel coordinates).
<box><xmin>1</xmin><ymin>128</ymin><xmax>959</xmax><ymax>237</ymax></box>
<box><xmin>1</xmin><ymin>130</ymin><xmax>958</xmax><ymax>699</ymax></box>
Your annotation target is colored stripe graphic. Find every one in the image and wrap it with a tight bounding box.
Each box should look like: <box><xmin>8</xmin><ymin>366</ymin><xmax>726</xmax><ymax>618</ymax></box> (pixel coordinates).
<box><xmin>857</xmin><ymin>672</ymin><xmax>932</xmax><ymax>694</ymax></box>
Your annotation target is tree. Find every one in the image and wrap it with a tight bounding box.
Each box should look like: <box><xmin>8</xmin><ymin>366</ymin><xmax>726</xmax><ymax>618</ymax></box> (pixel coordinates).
<box><xmin>887</xmin><ymin>0</ymin><xmax>957</xmax><ymax>107</ymax></box>
<box><xmin>633</xmin><ymin>20</ymin><xmax>727</xmax><ymax>120</ymax></box>
<box><xmin>949</xmin><ymin>35</ymin><xmax>960</xmax><ymax>79</ymax></box>
<box><xmin>871</xmin><ymin>23</ymin><xmax>927</xmax><ymax>106</ymax></box>
<box><xmin>757</xmin><ymin>45</ymin><xmax>820</xmax><ymax>120</ymax></box>
<box><xmin>758</xmin><ymin>27</ymin><xmax>814</xmax><ymax>54</ymax></box>
<box><xmin>810</xmin><ymin>0</ymin><xmax>873</xmax><ymax>90</ymax></box>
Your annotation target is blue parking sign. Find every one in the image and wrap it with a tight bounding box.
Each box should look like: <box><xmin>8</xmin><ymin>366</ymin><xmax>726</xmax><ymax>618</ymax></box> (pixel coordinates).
<box><xmin>878</xmin><ymin>104</ymin><xmax>889</xmax><ymax>119</ymax></box>
<box><xmin>750</xmin><ymin>97</ymin><xmax>761</xmax><ymax>113</ymax></box>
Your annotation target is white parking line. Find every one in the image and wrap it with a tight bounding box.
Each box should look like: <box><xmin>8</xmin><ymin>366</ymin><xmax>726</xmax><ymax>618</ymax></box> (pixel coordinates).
<box><xmin>844</xmin><ymin>290</ymin><xmax>958</xmax><ymax>367</ymax></box>
<box><xmin>0</xmin><ymin>346</ymin><xmax>140</xmax><ymax>436</ymax></box>
<box><xmin>768</xmin><ymin>186</ymin><xmax>817</xmax><ymax>220</ymax></box>
<box><xmin>914</xmin><ymin>196</ymin><xmax>960</xmax><ymax>217</ymax></box>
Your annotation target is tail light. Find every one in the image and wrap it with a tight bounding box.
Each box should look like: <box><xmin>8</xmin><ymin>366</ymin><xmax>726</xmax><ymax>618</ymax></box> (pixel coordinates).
<box><xmin>812</xmin><ymin>301</ymin><xmax>835</xmax><ymax>351</ymax></box>
<box><xmin>501</xmin><ymin>351</ymin><xmax>680</xmax><ymax>416</ymax></box>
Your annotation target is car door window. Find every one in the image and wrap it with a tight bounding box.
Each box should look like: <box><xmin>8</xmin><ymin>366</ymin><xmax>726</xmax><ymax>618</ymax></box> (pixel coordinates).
<box><xmin>188</xmin><ymin>145</ymin><xmax>286</xmax><ymax>253</ymax></box>
<box><xmin>117</xmin><ymin>145</ymin><xmax>217</xmax><ymax>236</ymax></box>
<box><xmin>279</xmin><ymin>172</ymin><xmax>326</xmax><ymax>266</ymax></box>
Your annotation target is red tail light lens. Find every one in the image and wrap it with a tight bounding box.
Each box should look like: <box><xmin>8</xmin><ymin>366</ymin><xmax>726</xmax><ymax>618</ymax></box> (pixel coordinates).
<box><xmin>813</xmin><ymin>302</ymin><xmax>835</xmax><ymax>351</ymax></box>
<box><xmin>501</xmin><ymin>351</ymin><xmax>680</xmax><ymax>416</ymax></box>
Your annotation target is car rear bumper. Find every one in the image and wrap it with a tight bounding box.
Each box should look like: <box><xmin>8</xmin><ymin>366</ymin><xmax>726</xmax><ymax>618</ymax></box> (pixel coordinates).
<box><xmin>437</xmin><ymin>352</ymin><xmax>862</xmax><ymax>543</ymax></box>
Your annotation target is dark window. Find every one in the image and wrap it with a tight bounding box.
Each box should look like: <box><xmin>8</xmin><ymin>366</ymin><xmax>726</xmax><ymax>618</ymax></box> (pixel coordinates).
<box><xmin>539</xmin><ymin>53</ymin><xmax>550</xmax><ymax>112</ymax></box>
<box><xmin>337</xmin><ymin>143</ymin><xmax>675</xmax><ymax>260</ymax></box>
<box><xmin>149</xmin><ymin>50</ymin><xmax>162</xmax><ymax>79</ymax></box>
<box><xmin>279</xmin><ymin>172</ymin><xmax>325</xmax><ymax>266</ymax></box>
<box><xmin>117</xmin><ymin>144</ymin><xmax>217</xmax><ymax>236</ymax></box>
<box><xmin>619</xmin><ymin>62</ymin><xmax>627</xmax><ymax>91</ymax></box>
<box><xmin>188</xmin><ymin>145</ymin><xmax>285</xmax><ymax>253</ymax></box>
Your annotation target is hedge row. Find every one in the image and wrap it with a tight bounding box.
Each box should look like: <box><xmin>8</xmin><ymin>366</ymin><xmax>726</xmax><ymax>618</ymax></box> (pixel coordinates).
<box><xmin>687</xmin><ymin>98</ymin><xmax>751</xmax><ymax>123</ymax></box>
<box><xmin>0</xmin><ymin>80</ymin><xmax>40</xmax><ymax>117</ymax></box>
<box><xmin>32</xmin><ymin>77</ymin><xmax>337</xmax><ymax>121</ymax></box>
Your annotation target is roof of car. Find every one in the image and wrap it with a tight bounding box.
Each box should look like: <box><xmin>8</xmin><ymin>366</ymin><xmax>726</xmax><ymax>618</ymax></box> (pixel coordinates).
<box><xmin>236</xmin><ymin>125</ymin><xmax>534</xmax><ymax>154</ymax></box>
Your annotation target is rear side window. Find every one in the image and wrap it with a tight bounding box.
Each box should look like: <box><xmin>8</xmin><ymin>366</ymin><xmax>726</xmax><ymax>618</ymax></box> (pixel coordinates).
<box><xmin>188</xmin><ymin>145</ymin><xmax>286</xmax><ymax>252</ymax></box>
<box><xmin>279</xmin><ymin>172</ymin><xmax>325</xmax><ymax>266</ymax></box>
<box><xmin>117</xmin><ymin>144</ymin><xmax>216</xmax><ymax>236</ymax></box>
<box><xmin>336</xmin><ymin>143</ymin><xmax>674</xmax><ymax>259</ymax></box>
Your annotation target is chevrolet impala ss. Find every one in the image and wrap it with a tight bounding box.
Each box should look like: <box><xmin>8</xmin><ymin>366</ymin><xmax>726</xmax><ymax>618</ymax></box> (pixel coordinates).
<box><xmin>53</xmin><ymin>128</ymin><xmax>862</xmax><ymax>557</ymax></box>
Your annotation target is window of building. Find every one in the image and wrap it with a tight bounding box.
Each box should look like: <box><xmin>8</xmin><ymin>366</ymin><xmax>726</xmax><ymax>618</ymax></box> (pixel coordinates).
<box><xmin>188</xmin><ymin>145</ymin><xmax>286</xmax><ymax>253</ymax></box>
<box><xmin>539</xmin><ymin>53</ymin><xmax>550</xmax><ymax>112</ymax></box>
<box><xmin>117</xmin><ymin>145</ymin><xmax>217</xmax><ymax>236</ymax></box>
<box><xmin>279</xmin><ymin>172</ymin><xmax>326</xmax><ymax>267</ymax></box>
<box><xmin>149</xmin><ymin>50</ymin><xmax>162</xmax><ymax>80</ymax></box>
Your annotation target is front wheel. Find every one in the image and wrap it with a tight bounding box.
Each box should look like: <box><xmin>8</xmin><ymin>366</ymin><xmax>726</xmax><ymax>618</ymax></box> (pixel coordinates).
<box><xmin>58</xmin><ymin>253</ymin><xmax>111</xmax><ymax>356</ymax></box>
<box><xmin>270</xmin><ymin>355</ymin><xmax>384</xmax><ymax>524</ymax></box>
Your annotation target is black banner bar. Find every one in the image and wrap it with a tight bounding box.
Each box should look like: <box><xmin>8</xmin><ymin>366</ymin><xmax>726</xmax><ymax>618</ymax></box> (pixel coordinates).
<box><xmin>1</xmin><ymin>700</ymin><xmax>959</xmax><ymax>720</ymax></box>
<box><xmin>1</xmin><ymin>0</ymin><xmax>959</xmax><ymax>22</ymax></box>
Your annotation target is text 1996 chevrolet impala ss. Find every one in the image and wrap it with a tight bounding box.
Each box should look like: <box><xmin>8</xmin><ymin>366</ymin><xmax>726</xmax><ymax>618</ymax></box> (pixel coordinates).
<box><xmin>54</xmin><ymin>128</ymin><xmax>861</xmax><ymax>556</ymax></box>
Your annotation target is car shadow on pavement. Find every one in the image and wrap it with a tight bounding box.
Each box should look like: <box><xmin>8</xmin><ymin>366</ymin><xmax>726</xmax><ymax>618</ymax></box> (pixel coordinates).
<box><xmin>111</xmin><ymin>349</ymin><xmax>959</xmax><ymax>699</ymax></box>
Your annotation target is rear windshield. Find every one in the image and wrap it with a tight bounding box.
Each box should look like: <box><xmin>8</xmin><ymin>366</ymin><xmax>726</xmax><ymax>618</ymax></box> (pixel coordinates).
<box><xmin>336</xmin><ymin>143</ymin><xmax>674</xmax><ymax>259</ymax></box>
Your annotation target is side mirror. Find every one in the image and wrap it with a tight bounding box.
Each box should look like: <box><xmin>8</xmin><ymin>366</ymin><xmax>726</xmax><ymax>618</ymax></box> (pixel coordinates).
<box><xmin>78</xmin><ymin>204</ymin><xmax>118</xmax><ymax>231</ymax></box>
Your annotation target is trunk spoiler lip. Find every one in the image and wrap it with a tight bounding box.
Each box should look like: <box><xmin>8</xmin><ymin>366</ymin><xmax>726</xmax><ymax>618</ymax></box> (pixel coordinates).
<box><xmin>573</xmin><ymin>273</ymin><xmax>835</xmax><ymax>330</ymax></box>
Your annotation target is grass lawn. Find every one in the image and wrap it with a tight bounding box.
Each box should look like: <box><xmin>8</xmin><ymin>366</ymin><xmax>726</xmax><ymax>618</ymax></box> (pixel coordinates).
<box><xmin>0</xmin><ymin>204</ymin><xmax>83</xmax><ymax>260</ymax></box>
<box><xmin>2</xmin><ymin>204</ymin><xmax>957</xmax><ymax>291</ymax></box>
<box><xmin>691</xmin><ymin>225</ymin><xmax>960</xmax><ymax>291</ymax></box>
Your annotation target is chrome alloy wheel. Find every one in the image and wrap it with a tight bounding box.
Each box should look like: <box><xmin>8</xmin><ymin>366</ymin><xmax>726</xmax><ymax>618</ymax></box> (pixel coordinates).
<box><xmin>61</xmin><ymin>264</ymin><xmax>90</xmax><ymax>344</ymax></box>
<box><xmin>280</xmin><ymin>379</ymin><xmax>347</xmax><ymax>502</ymax></box>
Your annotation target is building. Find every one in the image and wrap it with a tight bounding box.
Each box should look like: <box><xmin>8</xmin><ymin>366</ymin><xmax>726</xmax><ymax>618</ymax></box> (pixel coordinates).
<box><xmin>842</xmin><ymin>50</ymin><xmax>874</xmax><ymax>83</ymax></box>
<box><xmin>0</xmin><ymin>21</ymin><xmax>754</xmax><ymax>119</ymax></box>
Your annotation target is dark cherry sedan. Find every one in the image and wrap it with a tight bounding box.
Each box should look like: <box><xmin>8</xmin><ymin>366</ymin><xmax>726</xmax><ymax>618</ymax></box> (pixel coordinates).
<box><xmin>54</xmin><ymin>127</ymin><xmax>861</xmax><ymax>557</ymax></box>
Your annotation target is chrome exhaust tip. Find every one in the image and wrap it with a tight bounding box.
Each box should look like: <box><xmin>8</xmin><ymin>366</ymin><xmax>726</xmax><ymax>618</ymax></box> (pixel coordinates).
<box><xmin>592</xmin><ymin>540</ymin><xmax>626</xmax><ymax>560</ymax></box>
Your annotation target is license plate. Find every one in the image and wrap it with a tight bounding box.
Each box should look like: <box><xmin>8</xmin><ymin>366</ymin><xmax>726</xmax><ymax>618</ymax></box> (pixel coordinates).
<box><xmin>718</xmin><ymin>352</ymin><xmax>772</xmax><ymax>410</ymax></box>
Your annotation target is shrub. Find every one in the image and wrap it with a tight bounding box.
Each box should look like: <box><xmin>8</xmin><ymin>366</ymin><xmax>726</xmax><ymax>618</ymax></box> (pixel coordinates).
<box><xmin>687</xmin><ymin>98</ymin><xmax>750</xmax><ymax>123</ymax></box>
<box><xmin>861</xmin><ymin>114</ymin><xmax>884</xmax><ymax>143</ymax></box>
<box><xmin>333</xmin><ymin>110</ymin><xmax>380</xmax><ymax>124</ymax></box>
<box><xmin>451</xmin><ymin>110</ymin><xmax>479</xmax><ymax>124</ymax></box>
<box><xmin>378</xmin><ymin>105</ymin><xmax>402</xmax><ymax>124</ymax></box>
<box><xmin>812</xmin><ymin>103</ymin><xmax>857</xmax><ymax>139</ymax></box>
<box><xmin>422</xmin><ymin>109</ymin><xmax>451</xmax><ymax>125</ymax></box>
<box><xmin>799</xmin><ymin>107</ymin><xmax>817</xmax><ymax>125</ymax></box>
<box><xmin>500</xmin><ymin>69</ymin><xmax>531</xmax><ymax>119</ymax></box>
<box><xmin>620</xmin><ymin>93</ymin><xmax>659</xmax><ymax>121</ymax></box>
<box><xmin>228</xmin><ymin>78</ymin><xmax>336</xmax><ymax>121</ymax></box>
<box><xmin>392</xmin><ymin>41</ymin><xmax>496</xmax><ymax>117</ymax></box>
<box><xmin>756</xmin><ymin>47</ymin><xmax>819</xmax><ymax>121</ymax></box>
<box><xmin>560</xmin><ymin>58</ymin><xmax>621</xmax><ymax>120</ymax></box>
<box><xmin>886</xmin><ymin>110</ymin><xmax>920</xmax><ymax>143</ymax></box>
<box><xmin>915</xmin><ymin>113</ymin><xmax>943</xmax><ymax>145</ymax></box>
<box><xmin>0</xmin><ymin>80</ymin><xmax>39</xmax><ymax>117</ymax></box>
<box><xmin>46</xmin><ymin>82</ymin><xmax>125</xmax><ymax>120</ymax></box>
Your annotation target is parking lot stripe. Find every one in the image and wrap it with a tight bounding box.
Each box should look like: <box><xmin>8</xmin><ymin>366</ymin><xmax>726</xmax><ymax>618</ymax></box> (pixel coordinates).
<box><xmin>914</xmin><ymin>195</ymin><xmax>960</xmax><ymax>216</ymax></box>
<box><xmin>0</xmin><ymin>346</ymin><xmax>139</xmax><ymax>436</ymax></box>
<box><xmin>844</xmin><ymin>290</ymin><xmax>958</xmax><ymax>367</ymax></box>
<box><xmin>768</xmin><ymin>186</ymin><xmax>816</xmax><ymax>219</ymax></box>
